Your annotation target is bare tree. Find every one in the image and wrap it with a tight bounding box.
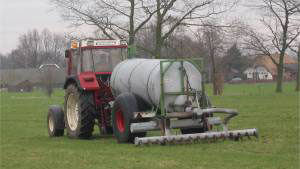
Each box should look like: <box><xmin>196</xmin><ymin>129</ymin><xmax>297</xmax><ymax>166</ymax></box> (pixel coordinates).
<box><xmin>244</xmin><ymin>0</ymin><xmax>300</xmax><ymax>92</ymax></box>
<box><xmin>40</xmin><ymin>29</ymin><xmax>67</xmax><ymax>66</ymax></box>
<box><xmin>153</xmin><ymin>0</ymin><xmax>234</xmax><ymax>58</ymax></box>
<box><xmin>18</xmin><ymin>29</ymin><xmax>41</xmax><ymax>68</ymax></box>
<box><xmin>201</xmin><ymin>22</ymin><xmax>225</xmax><ymax>95</ymax></box>
<box><xmin>3</xmin><ymin>29</ymin><xmax>66</xmax><ymax>69</ymax></box>
<box><xmin>51</xmin><ymin>0</ymin><xmax>157</xmax><ymax>48</ymax></box>
<box><xmin>289</xmin><ymin>43</ymin><xmax>300</xmax><ymax>91</ymax></box>
<box><xmin>289</xmin><ymin>2</ymin><xmax>300</xmax><ymax>91</ymax></box>
<box><xmin>135</xmin><ymin>23</ymin><xmax>157</xmax><ymax>57</ymax></box>
<box><xmin>165</xmin><ymin>33</ymin><xmax>201</xmax><ymax>58</ymax></box>
<box><xmin>0</xmin><ymin>51</ymin><xmax>24</xmax><ymax>69</ymax></box>
<box><xmin>51</xmin><ymin>0</ymin><xmax>236</xmax><ymax>58</ymax></box>
<box><xmin>296</xmin><ymin>44</ymin><xmax>300</xmax><ymax>91</ymax></box>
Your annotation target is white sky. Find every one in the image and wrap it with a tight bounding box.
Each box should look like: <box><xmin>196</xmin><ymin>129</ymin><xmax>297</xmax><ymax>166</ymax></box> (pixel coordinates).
<box><xmin>0</xmin><ymin>0</ymin><xmax>69</xmax><ymax>54</ymax></box>
<box><xmin>0</xmin><ymin>0</ymin><xmax>261</xmax><ymax>55</ymax></box>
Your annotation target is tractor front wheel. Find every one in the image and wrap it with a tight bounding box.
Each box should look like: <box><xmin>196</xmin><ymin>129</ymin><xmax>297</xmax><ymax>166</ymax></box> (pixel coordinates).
<box><xmin>47</xmin><ymin>105</ymin><xmax>64</xmax><ymax>137</ymax></box>
<box><xmin>64</xmin><ymin>84</ymin><xmax>95</xmax><ymax>139</ymax></box>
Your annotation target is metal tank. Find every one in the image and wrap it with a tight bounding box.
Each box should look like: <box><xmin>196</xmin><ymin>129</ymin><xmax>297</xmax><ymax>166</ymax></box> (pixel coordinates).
<box><xmin>110</xmin><ymin>59</ymin><xmax>202</xmax><ymax>111</ymax></box>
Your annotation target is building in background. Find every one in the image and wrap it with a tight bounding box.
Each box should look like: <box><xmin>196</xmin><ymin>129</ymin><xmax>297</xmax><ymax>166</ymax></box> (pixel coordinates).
<box><xmin>7</xmin><ymin>80</ymin><xmax>33</xmax><ymax>92</ymax></box>
<box><xmin>244</xmin><ymin>66</ymin><xmax>273</xmax><ymax>80</ymax></box>
<box><xmin>244</xmin><ymin>53</ymin><xmax>297</xmax><ymax>81</ymax></box>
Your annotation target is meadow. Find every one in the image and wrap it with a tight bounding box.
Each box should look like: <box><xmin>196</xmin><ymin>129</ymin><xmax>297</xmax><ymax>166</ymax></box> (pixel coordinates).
<box><xmin>0</xmin><ymin>82</ymin><xmax>299</xmax><ymax>169</ymax></box>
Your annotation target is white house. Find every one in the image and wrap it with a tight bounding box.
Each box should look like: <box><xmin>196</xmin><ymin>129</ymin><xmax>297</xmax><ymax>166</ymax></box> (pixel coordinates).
<box><xmin>244</xmin><ymin>66</ymin><xmax>273</xmax><ymax>80</ymax></box>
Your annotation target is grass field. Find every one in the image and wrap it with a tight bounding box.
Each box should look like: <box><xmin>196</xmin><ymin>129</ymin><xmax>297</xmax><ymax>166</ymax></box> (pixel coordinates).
<box><xmin>0</xmin><ymin>82</ymin><xmax>299</xmax><ymax>169</ymax></box>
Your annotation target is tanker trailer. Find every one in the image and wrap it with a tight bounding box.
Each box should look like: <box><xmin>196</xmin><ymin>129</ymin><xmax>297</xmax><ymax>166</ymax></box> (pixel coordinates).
<box><xmin>110</xmin><ymin>58</ymin><xmax>258</xmax><ymax>145</ymax></box>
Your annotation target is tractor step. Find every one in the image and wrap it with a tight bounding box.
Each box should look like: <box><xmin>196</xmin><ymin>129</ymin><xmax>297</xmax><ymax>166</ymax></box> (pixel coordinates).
<box><xmin>134</xmin><ymin>128</ymin><xmax>258</xmax><ymax>146</ymax></box>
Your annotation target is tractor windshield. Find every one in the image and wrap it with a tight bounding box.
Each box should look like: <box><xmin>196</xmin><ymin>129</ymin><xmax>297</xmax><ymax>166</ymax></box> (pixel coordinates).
<box><xmin>82</xmin><ymin>48</ymin><xmax>126</xmax><ymax>72</ymax></box>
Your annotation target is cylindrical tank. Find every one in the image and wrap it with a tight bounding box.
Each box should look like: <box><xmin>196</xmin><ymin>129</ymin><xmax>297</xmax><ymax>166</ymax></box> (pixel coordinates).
<box><xmin>110</xmin><ymin>59</ymin><xmax>202</xmax><ymax>111</ymax></box>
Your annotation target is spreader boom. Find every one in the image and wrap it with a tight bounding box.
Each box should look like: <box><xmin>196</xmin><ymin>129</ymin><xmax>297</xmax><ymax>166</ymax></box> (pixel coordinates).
<box><xmin>135</xmin><ymin>128</ymin><xmax>258</xmax><ymax>145</ymax></box>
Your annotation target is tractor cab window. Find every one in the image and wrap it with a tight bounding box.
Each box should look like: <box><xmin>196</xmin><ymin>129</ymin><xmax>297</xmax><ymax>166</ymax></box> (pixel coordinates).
<box><xmin>71</xmin><ymin>51</ymin><xmax>79</xmax><ymax>74</ymax></box>
<box><xmin>82</xmin><ymin>48</ymin><xmax>126</xmax><ymax>72</ymax></box>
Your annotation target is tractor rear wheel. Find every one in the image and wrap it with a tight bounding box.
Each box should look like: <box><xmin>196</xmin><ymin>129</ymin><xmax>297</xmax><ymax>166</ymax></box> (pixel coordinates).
<box><xmin>64</xmin><ymin>84</ymin><xmax>95</xmax><ymax>139</ymax></box>
<box><xmin>111</xmin><ymin>93</ymin><xmax>146</xmax><ymax>143</ymax></box>
<box><xmin>47</xmin><ymin>105</ymin><xmax>64</xmax><ymax>137</ymax></box>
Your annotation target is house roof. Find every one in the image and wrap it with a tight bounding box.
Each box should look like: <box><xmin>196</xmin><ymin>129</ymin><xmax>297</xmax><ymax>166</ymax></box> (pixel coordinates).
<box><xmin>285</xmin><ymin>63</ymin><xmax>298</xmax><ymax>72</ymax></box>
<box><xmin>15</xmin><ymin>80</ymin><xmax>33</xmax><ymax>87</ymax></box>
<box><xmin>254</xmin><ymin>53</ymin><xmax>297</xmax><ymax>75</ymax></box>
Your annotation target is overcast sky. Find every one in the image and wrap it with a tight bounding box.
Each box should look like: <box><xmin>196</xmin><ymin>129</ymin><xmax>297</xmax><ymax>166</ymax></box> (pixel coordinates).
<box><xmin>0</xmin><ymin>0</ymin><xmax>260</xmax><ymax>55</ymax></box>
<box><xmin>0</xmin><ymin>0</ymin><xmax>69</xmax><ymax>54</ymax></box>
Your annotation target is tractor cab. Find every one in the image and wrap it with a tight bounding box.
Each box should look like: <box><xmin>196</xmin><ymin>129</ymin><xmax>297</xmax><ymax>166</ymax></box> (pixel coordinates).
<box><xmin>65</xmin><ymin>39</ymin><xmax>128</xmax><ymax>75</ymax></box>
<box><xmin>64</xmin><ymin>39</ymin><xmax>128</xmax><ymax>90</ymax></box>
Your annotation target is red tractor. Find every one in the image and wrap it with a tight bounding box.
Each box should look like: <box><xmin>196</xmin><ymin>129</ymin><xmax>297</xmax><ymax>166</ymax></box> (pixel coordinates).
<box><xmin>47</xmin><ymin>39</ymin><xmax>258</xmax><ymax>145</ymax></box>
<box><xmin>47</xmin><ymin>39</ymin><xmax>128</xmax><ymax>139</ymax></box>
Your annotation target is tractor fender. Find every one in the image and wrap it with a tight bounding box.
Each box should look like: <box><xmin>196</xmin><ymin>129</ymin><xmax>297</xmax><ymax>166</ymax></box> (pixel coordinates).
<box><xmin>64</xmin><ymin>75</ymin><xmax>81</xmax><ymax>90</ymax></box>
<box><xmin>64</xmin><ymin>73</ymin><xmax>100</xmax><ymax>91</ymax></box>
<box><xmin>78</xmin><ymin>72</ymin><xmax>100</xmax><ymax>90</ymax></box>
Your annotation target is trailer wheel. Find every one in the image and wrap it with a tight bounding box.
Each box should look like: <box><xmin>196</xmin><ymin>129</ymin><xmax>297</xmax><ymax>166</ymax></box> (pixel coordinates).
<box><xmin>64</xmin><ymin>84</ymin><xmax>95</xmax><ymax>139</ymax></box>
<box><xmin>47</xmin><ymin>105</ymin><xmax>64</xmax><ymax>137</ymax></box>
<box><xmin>112</xmin><ymin>93</ymin><xmax>146</xmax><ymax>143</ymax></box>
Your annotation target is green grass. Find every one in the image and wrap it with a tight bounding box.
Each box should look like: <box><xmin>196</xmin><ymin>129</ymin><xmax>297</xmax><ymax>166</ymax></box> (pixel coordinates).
<box><xmin>0</xmin><ymin>82</ymin><xmax>299</xmax><ymax>169</ymax></box>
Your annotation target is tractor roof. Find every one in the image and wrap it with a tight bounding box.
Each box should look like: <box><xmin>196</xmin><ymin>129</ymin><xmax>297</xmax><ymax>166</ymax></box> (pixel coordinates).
<box><xmin>70</xmin><ymin>39</ymin><xmax>127</xmax><ymax>49</ymax></box>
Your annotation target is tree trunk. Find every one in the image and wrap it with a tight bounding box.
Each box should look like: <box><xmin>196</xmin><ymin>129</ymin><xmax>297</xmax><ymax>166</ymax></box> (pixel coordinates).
<box><xmin>296</xmin><ymin>44</ymin><xmax>300</xmax><ymax>91</ymax></box>
<box><xmin>129</xmin><ymin>0</ymin><xmax>135</xmax><ymax>46</ymax></box>
<box><xmin>275</xmin><ymin>52</ymin><xmax>285</xmax><ymax>93</ymax></box>
<box><xmin>155</xmin><ymin>33</ymin><xmax>162</xmax><ymax>58</ymax></box>
<box><xmin>127</xmin><ymin>0</ymin><xmax>135</xmax><ymax>58</ymax></box>
<box><xmin>155</xmin><ymin>0</ymin><xmax>162</xmax><ymax>59</ymax></box>
<box><xmin>276</xmin><ymin>65</ymin><xmax>283</xmax><ymax>92</ymax></box>
<box><xmin>210</xmin><ymin>53</ymin><xmax>218</xmax><ymax>95</ymax></box>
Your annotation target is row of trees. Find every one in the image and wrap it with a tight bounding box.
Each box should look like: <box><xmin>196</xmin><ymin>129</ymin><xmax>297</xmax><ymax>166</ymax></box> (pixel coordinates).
<box><xmin>50</xmin><ymin>0</ymin><xmax>299</xmax><ymax>93</ymax></box>
<box><xmin>0</xmin><ymin>29</ymin><xmax>66</xmax><ymax>69</ymax></box>
<box><xmin>51</xmin><ymin>0</ymin><xmax>237</xmax><ymax>58</ymax></box>
<box><xmin>1</xmin><ymin>0</ymin><xmax>299</xmax><ymax>94</ymax></box>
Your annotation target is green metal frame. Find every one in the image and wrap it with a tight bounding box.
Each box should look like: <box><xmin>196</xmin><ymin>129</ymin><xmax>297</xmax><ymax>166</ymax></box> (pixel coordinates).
<box><xmin>127</xmin><ymin>44</ymin><xmax>136</xmax><ymax>58</ymax></box>
<box><xmin>159</xmin><ymin>58</ymin><xmax>203</xmax><ymax>117</ymax></box>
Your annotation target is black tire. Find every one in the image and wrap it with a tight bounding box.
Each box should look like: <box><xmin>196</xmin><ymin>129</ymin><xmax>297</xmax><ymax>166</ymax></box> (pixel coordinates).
<box><xmin>64</xmin><ymin>84</ymin><xmax>95</xmax><ymax>139</ymax></box>
<box><xmin>47</xmin><ymin>105</ymin><xmax>64</xmax><ymax>137</ymax></box>
<box><xmin>112</xmin><ymin>93</ymin><xmax>146</xmax><ymax>143</ymax></box>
